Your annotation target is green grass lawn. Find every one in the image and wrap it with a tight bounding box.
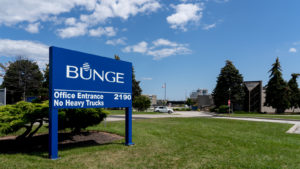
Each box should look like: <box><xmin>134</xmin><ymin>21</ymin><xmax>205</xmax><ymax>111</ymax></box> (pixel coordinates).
<box><xmin>218</xmin><ymin>113</ymin><xmax>300</xmax><ymax>120</ymax></box>
<box><xmin>1</xmin><ymin>118</ymin><xmax>300</xmax><ymax>168</ymax></box>
<box><xmin>106</xmin><ymin>109</ymin><xmax>161</xmax><ymax>115</ymax></box>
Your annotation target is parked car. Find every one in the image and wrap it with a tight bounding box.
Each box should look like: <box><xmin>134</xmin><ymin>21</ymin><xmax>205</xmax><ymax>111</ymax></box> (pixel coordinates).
<box><xmin>154</xmin><ymin>106</ymin><xmax>174</xmax><ymax>114</ymax></box>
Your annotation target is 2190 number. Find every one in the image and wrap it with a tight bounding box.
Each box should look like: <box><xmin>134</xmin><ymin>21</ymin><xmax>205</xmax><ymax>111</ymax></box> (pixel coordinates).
<box><xmin>114</xmin><ymin>94</ymin><xmax>131</xmax><ymax>100</ymax></box>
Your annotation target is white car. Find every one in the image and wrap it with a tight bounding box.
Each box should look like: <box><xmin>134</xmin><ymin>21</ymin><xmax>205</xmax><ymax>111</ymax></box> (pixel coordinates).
<box><xmin>154</xmin><ymin>106</ymin><xmax>174</xmax><ymax>114</ymax></box>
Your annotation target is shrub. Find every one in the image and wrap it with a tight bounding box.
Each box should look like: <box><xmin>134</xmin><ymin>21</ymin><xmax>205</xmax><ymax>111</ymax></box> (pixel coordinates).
<box><xmin>59</xmin><ymin>108</ymin><xmax>109</xmax><ymax>133</ymax></box>
<box><xmin>0</xmin><ymin>101</ymin><xmax>109</xmax><ymax>138</ymax></box>
<box><xmin>133</xmin><ymin>95</ymin><xmax>151</xmax><ymax>111</ymax></box>
<box><xmin>173</xmin><ymin>108</ymin><xmax>192</xmax><ymax>111</ymax></box>
<box><xmin>0</xmin><ymin>101</ymin><xmax>48</xmax><ymax>139</ymax></box>
<box><xmin>218</xmin><ymin>105</ymin><xmax>229</xmax><ymax>113</ymax></box>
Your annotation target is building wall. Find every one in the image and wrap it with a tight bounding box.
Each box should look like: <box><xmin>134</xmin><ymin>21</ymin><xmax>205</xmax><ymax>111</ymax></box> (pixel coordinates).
<box><xmin>261</xmin><ymin>89</ymin><xmax>300</xmax><ymax>113</ymax></box>
<box><xmin>196</xmin><ymin>95</ymin><xmax>214</xmax><ymax>108</ymax></box>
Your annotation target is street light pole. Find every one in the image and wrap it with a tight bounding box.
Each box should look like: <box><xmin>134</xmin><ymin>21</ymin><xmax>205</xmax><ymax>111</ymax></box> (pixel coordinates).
<box><xmin>248</xmin><ymin>90</ymin><xmax>250</xmax><ymax>112</ymax></box>
<box><xmin>228</xmin><ymin>88</ymin><xmax>231</xmax><ymax>114</ymax></box>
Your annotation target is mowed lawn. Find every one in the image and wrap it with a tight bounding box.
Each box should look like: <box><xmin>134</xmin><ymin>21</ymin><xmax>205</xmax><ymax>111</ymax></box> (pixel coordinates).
<box><xmin>1</xmin><ymin>118</ymin><xmax>300</xmax><ymax>168</ymax></box>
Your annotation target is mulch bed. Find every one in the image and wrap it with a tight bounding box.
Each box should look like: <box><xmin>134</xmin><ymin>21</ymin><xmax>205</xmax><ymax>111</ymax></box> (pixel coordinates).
<box><xmin>0</xmin><ymin>131</ymin><xmax>123</xmax><ymax>154</ymax></box>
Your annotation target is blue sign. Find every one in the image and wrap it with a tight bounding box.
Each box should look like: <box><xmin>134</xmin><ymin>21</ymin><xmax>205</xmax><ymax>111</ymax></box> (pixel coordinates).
<box><xmin>50</xmin><ymin>46</ymin><xmax>132</xmax><ymax>109</ymax></box>
<box><xmin>49</xmin><ymin>47</ymin><xmax>134</xmax><ymax>159</ymax></box>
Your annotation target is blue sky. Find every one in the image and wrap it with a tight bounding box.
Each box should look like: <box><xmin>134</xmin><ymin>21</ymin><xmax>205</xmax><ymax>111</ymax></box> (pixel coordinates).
<box><xmin>0</xmin><ymin>0</ymin><xmax>299</xmax><ymax>100</ymax></box>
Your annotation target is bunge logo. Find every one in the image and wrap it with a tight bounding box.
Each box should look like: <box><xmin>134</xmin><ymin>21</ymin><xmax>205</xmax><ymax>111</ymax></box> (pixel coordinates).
<box><xmin>66</xmin><ymin>62</ymin><xmax>125</xmax><ymax>83</ymax></box>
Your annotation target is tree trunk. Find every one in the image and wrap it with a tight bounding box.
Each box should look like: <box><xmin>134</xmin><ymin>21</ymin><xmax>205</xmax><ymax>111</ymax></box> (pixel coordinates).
<box><xmin>28</xmin><ymin>120</ymin><xmax>43</xmax><ymax>138</ymax></box>
<box><xmin>17</xmin><ymin>123</ymin><xmax>33</xmax><ymax>139</ymax></box>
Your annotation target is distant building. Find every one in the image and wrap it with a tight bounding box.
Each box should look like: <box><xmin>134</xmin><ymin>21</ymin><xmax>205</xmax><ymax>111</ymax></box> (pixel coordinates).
<box><xmin>189</xmin><ymin>89</ymin><xmax>214</xmax><ymax>109</ymax></box>
<box><xmin>244</xmin><ymin>81</ymin><xmax>300</xmax><ymax>113</ymax></box>
<box><xmin>190</xmin><ymin>89</ymin><xmax>209</xmax><ymax>99</ymax></box>
<box><xmin>0</xmin><ymin>88</ymin><xmax>6</xmax><ymax>106</ymax></box>
<box><xmin>143</xmin><ymin>94</ymin><xmax>157</xmax><ymax>106</ymax></box>
<box><xmin>195</xmin><ymin>95</ymin><xmax>214</xmax><ymax>109</ymax></box>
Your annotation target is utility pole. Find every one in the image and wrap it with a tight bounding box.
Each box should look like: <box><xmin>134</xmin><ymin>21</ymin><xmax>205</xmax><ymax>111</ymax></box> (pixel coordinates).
<box><xmin>164</xmin><ymin>82</ymin><xmax>166</xmax><ymax>103</ymax></box>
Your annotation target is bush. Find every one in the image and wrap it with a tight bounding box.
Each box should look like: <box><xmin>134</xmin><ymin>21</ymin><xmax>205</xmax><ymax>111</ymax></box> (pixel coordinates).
<box><xmin>59</xmin><ymin>108</ymin><xmax>108</xmax><ymax>133</ymax></box>
<box><xmin>0</xmin><ymin>101</ymin><xmax>108</xmax><ymax>138</ymax></box>
<box><xmin>133</xmin><ymin>95</ymin><xmax>151</xmax><ymax>111</ymax></box>
<box><xmin>209</xmin><ymin>106</ymin><xmax>217</xmax><ymax>112</ymax></box>
<box><xmin>173</xmin><ymin>108</ymin><xmax>191</xmax><ymax>111</ymax></box>
<box><xmin>0</xmin><ymin>101</ymin><xmax>48</xmax><ymax>139</ymax></box>
<box><xmin>218</xmin><ymin>105</ymin><xmax>229</xmax><ymax>113</ymax></box>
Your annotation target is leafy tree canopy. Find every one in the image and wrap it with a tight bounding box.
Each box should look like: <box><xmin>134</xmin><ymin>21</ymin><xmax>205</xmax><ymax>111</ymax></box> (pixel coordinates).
<box><xmin>133</xmin><ymin>95</ymin><xmax>151</xmax><ymax>111</ymax></box>
<box><xmin>2</xmin><ymin>58</ymin><xmax>43</xmax><ymax>103</ymax></box>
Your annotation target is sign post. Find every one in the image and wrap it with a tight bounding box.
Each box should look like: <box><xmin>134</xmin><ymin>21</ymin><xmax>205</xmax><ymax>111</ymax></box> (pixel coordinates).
<box><xmin>49</xmin><ymin>46</ymin><xmax>133</xmax><ymax>159</ymax></box>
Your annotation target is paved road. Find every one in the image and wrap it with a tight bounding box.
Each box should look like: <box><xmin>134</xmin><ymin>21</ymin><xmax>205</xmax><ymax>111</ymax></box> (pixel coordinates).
<box><xmin>106</xmin><ymin>111</ymin><xmax>300</xmax><ymax>134</ymax></box>
<box><xmin>106</xmin><ymin>111</ymin><xmax>212</xmax><ymax>121</ymax></box>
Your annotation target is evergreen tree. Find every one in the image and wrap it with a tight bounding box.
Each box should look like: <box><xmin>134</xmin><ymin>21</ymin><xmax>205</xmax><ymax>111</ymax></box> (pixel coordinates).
<box><xmin>2</xmin><ymin>58</ymin><xmax>43</xmax><ymax>103</ymax></box>
<box><xmin>39</xmin><ymin>64</ymin><xmax>49</xmax><ymax>101</ymax></box>
<box><xmin>114</xmin><ymin>55</ymin><xmax>142</xmax><ymax>100</ymax></box>
<box><xmin>212</xmin><ymin>60</ymin><xmax>245</xmax><ymax>109</ymax></box>
<box><xmin>132</xmin><ymin>67</ymin><xmax>142</xmax><ymax>99</ymax></box>
<box><xmin>288</xmin><ymin>73</ymin><xmax>300</xmax><ymax>112</ymax></box>
<box><xmin>265</xmin><ymin>58</ymin><xmax>290</xmax><ymax>113</ymax></box>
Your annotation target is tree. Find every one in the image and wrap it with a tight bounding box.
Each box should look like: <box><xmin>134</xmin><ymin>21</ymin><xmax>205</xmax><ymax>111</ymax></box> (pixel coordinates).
<box><xmin>212</xmin><ymin>60</ymin><xmax>245</xmax><ymax>109</ymax></box>
<box><xmin>39</xmin><ymin>64</ymin><xmax>49</xmax><ymax>101</ymax></box>
<box><xmin>114</xmin><ymin>55</ymin><xmax>142</xmax><ymax>100</ymax></box>
<box><xmin>2</xmin><ymin>58</ymin><xmax>43</xmax><ymax>103</ymax></box>
<box><xmin>0</xmin><ymin>62</ymin><xmax>8</xmax><ymax>78</ymax></box>
<box><xmin>186</xmin><ymin>98</ymin><xmax>195</xmax><ymax>107</ymax></box>
<box><xmin>132</xmin><ymin>67</ymin><xmax>142</xmax><ymax>99</ymax></box>
<box><xmin>265</xmin><ymin>58</ymin><xmax>290</xmax><ymax>113</ymax></box>
<box><xmin>133</xmin><ymin>95</ymin><xmax>151</xmax><ymax>111</ymax></box>
<box><xmin>288</xmin><ymin>73</ymin><xmax>300</xmax><ymax>112</ymax></box>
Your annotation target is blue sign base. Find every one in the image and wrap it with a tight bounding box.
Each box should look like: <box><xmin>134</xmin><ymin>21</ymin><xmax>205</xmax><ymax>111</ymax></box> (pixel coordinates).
<box><xmin>125</xmin><ymin>107</ymin><xmax>134</xmax><ymax>146</ymax></box>
<box><xmin>49</xmin><ymin>108</ymin><xmax>58</xmax><ymax>159</ymax></box>
<box><xmin>48</xmin><ymin>106</ymin><xmax>134</xmax><ymax>159</ymax></box>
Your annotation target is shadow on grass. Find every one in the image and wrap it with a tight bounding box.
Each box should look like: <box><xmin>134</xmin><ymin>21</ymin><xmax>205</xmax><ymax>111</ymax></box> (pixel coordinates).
<box><xmin>0</xmin><ymin>131</ymin><xmax>124</xmax><ymax>158</ymax></box>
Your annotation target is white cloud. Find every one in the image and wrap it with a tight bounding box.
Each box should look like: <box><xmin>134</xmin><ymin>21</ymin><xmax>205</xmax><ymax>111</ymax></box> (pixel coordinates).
<box><xmin>166</xmin><ymin>3</ymin><xmax>204</xmax><ymax>31</ymax></box>
<box><xmin>202</xmin><ymin>23</ymin><xmax>216</xmax><ymax>30</ymax></box>
<box><xmin>148</xmin><ymin>46</ymin><xmax>191</xmax><ymax>60</ymax></box>
<box><xmin>89</xmin><ymin>26</ymin><xmax>116</xmax><ymax>37</ymax></box>
<box><xmin>106</xmin><ymin>37</ymin><xmax>127</xmax><ymax>46</ymax></box>
<box><xmin>289</xmin><ymin>48</ymin><xmax>297</xmax><ymax>53</ymax></box>
<box><xmin>152</xmin><ymin>38</ymin><xmax>178</xmax><ymax>47</ymax></box>
<box><xmin>0</xmin><ymin>39</ymin><xmax>49</xmax><ymax>68</ymax></box>
<box><xmin>123</xmin><ymin>38</ymin><xmax>191</xmax><ymax>60</ymax></box>
<box><xmin>80</xmin><ymin>0</ymin><xmax>161</xmax><ymax>25</ymax></box>
<box><xmin>57</xmin><ymin>22</ymin><xmax>88</xmax><ymax>38</ymax></box>
<box><xmin>65</xmin><ymin>17</ymin><xmax>77</xmax><ymax>26</ymax></box>
<box><xmin>0</xmin><ymin>0</ymin><xmax>96</xmax><ymax>26</ymax></box>
<box><xmin>25</xmin><ymin>22</ymin><xmax>40</xmax><ymax>33</ymax></box>
<box><xmin>0</xmin><ymin>0</ymin><xmax>160</xmax><ymax>37</ymax></box>
<box><xmin>123</xmin><ymin>41</ymin><xmax>148</xmax><ymax>53</ymax></box>
<box><xmin>142</xmin><ymin>77</ymin><xmax>153</xmax><ymax>80</ymax></box>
